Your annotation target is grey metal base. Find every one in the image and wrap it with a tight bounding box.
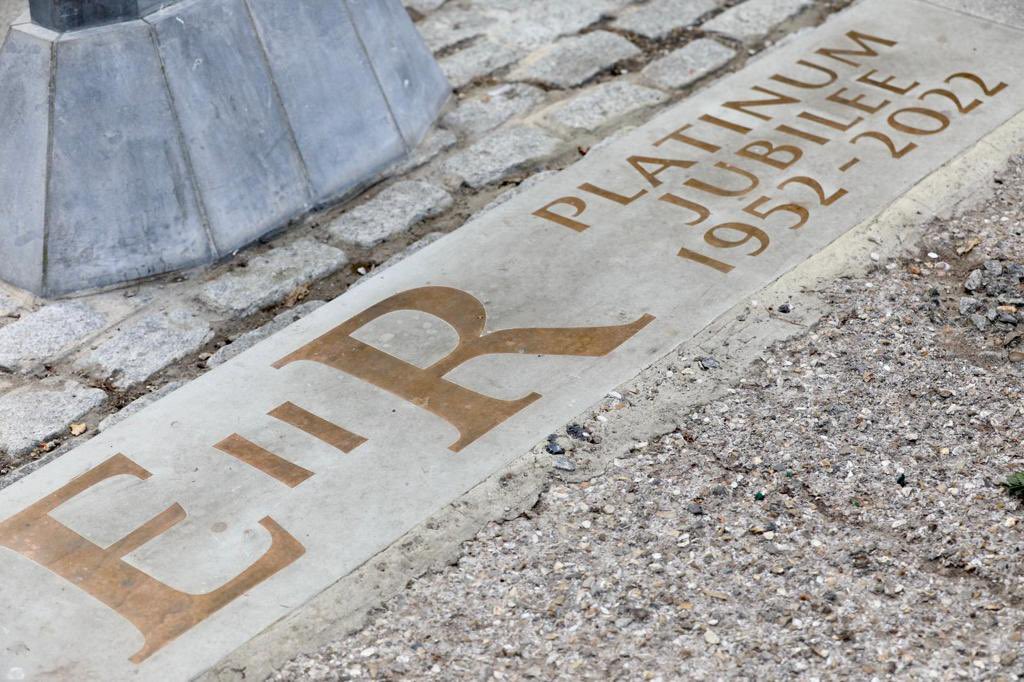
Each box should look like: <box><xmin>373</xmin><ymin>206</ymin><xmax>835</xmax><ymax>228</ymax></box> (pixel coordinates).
<box><xmin>0</xmin><ymin>0</ymin><xmax>449</xmax><ymax>297</ymax></box>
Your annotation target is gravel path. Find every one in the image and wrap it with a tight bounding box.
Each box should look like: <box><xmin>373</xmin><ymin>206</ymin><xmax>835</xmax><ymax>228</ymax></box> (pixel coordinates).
<box><xmin>274</xmin><ymin>158</ymin><xmax>1024</xmax><ymax>680</ymax></box>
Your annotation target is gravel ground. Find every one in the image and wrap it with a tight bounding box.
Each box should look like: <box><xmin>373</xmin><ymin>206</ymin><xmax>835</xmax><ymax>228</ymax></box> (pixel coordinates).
<box><xmin>273</xmin><ymin>158</ymin><xmax>1024</xmax><ymax>680</ymax></box>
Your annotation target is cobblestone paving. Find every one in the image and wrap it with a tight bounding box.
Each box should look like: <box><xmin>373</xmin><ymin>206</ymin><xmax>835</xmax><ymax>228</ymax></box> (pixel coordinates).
<box><xmin>0</xmin><ymin>0</ymin><xmax>851</xmax><ymax>478</ymax></box>
<box><xmin>272</xmin><ymin>156</ymin><xmax>1024</xmax><ymax>681</ymax></box>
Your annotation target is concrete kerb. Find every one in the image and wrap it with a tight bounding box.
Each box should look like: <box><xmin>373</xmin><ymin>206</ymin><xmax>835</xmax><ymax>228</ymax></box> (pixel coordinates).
<box><xmin>202</xmin><ymin>87</ymin><xmax>1024</xmax><ymax>682</ymax></box>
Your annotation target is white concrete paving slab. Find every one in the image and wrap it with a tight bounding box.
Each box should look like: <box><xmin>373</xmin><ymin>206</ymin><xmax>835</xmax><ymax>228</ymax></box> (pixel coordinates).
<box><xmin>2</xmin><ymin>1</ymin><xmax>1024</xmax><ymax>679</ymax></box>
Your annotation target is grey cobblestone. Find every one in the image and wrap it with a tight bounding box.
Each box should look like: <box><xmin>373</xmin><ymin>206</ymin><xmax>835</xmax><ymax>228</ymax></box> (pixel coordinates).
<box><xmin>488</xmin><ymin>0</ymin><xmax>635</xmax><ymax>50</ymax></box>
<box><xmin>208</xmin><ymin>300</ymin><xmax>326</xmax><ymax>368</ymax></box>
<box><xmin>328</xmin><ymin>181</ymin><xmax>453</xmax><ymax>249</ymax></box>
<box><xmin>641</xmin><ymin>38</ymin><xmax>737</xmax><ymax>90</ymax></box>
<box><xmin>703</xmin><ymin>0</ymin><xmax>814</xmax><ymax>41</ymax></box>
<box><xmin>197</xmin><ymin>239</ymin><xmax>348</xmax><ymax>317</ymax></box>
<box><xmin>418</xmin><ymin>8</ymin><xmax>490</xmax><ymax>52</ymax></box>
<box><xmin>439</xmin><ymin>39</ymin><xmax>523</xmax><ymax>89</ymax></box>
<box><xmin>0</xmin><ymin>301</ymin><xmax>107</xmax><ymax>372</ymax></box>
<box><xmin>98</xmin><ymin>381</ymin><xmax>185</xmax><ymax>433</ymax></box>
<box><xmin>509</xmin><ymin>31</ymin><xmax>641</xmax><ymax>88</ymax></box>
<box><xmin>442</xmin><ymin>84</ymin><xmax>545</xmax><ymax>137</ymax></box>
<box><xmin>441</xmin><ymin>126</ymin><xmax>563</xmax><ymax>189</ymax></box>
<box><xmin>543</xmin><ymin>80</ymin><xmax>668</xmax><ymax>134</ymax></box>
<box><xmin>612</xmin><ymin>0</ymin><xmax>719</xmax><ymax>39</ymax></box>
<box><xmin>0</xmin><ymin>378</ymin><xmax>107</xmax><ymax>457</ymax></box>
<box><xmin>75</xmin><ymin>308</ymin><xmax>214</xmax><ymax>390</ymax></box>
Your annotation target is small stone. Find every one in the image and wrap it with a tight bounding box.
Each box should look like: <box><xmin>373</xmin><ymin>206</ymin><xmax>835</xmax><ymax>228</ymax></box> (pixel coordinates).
<box><xmin>328</xmin><ymin>181</ymin><xmax>453</xmax><ymax>249</ymax></box>
<box><xmin>75</xmin><ymin>308</ymin><xmax>213</xmax><ymax>390</ymax></box>
<box><xmin>896</xmin><ymin>473</ymin><xmax>907</xmax><ymax>487</ymax></box>
<box><xmin>687</xmin><ymin>503</ymin><xmax>704</xmax><ymax>515</ymax></box>
<box><xmin>442</xmin><ymin>84</ymin><xmax>545</xmax><ymax>136</ymax></box>
<box><xmin>970</xmin><ymin>313</ymin><xmax>990</xmax><ymax>331</ymax></box>
<box><xmin>778</xmin><ymin>303</ymin><xmax>792</xmax><ymax>314</ymax></box>
<box><xmin>613</xmin><ymin>0</ymin><xmax>718</xmax><ymax>39</ymax></box>
<box><xmin>566</xmin><ymin>424</ymin><xmax>587</xmax><ymax>440</ymax></box>
<box><xmin>642</xmin><ymin>39</ymin><xmax>736</xmax><ymax>90</ymax></box>
<box><xmin>509</xmin><ymin>31</ymin><xmax>640</xmax><ymax>88</ymax></box>
<box><xmin>69</xmin><ymin>422</ymin><xmax>87</xmax><ymax>436</ymax></box>
<box><xmin>984</xmin><ymin>259</ymin><xmax>1004</xmax><ymax>276</ymax></box>
<box><xmin>442</xmin><ymin>126</ymin><xmax>562</xmax><ymax>189</ymax></box>
<box><xmin>546</xmin><ymin>441</ymin><xmax>565</xmax><ymax>455</ymax></box>
<box><xmin>964</xmin><ymin>269</ymin><xmax>984</xmax><ymax>291</ymax></box>
<box><xmin>198</xmin><ymin>240</ymin><xmax>347</xmax><ymax>317</ymax></box>
<box><xmin>704</xmin><ymin>629</ymin><xmax>720</xmax><ymax>644</ymax></box>
<box><xmin>0</xmin><ymin>378</ymin><xmax>107</xmax><ymax>457</ymax></box>
<box><xmin>439</xmin><ymin>39</ymin><xmax>523</xmax><ymax>89</ymax></box>
<box><xmin>754</xmin><ymin>491</ymin><xmax>766</xmax><ymax>501</ymax></box>
<box><xmin>698</xmin><ymin>356</ymin><xmax>719</xmax><ymax>370</ymax></box>
<box><xmin>208</xmin><ymin>301</ymin><xmax>326</xmax><ymax>368</ymax></box>
<box><xmin>0</xmin><ymin>302</ymin><xmax>107</xmax><ymax>372</ymax></box>
<box><xmin>703</xmin><ymin>0</ymin><xmax>814</xmax><ymax>41</ymax></box>
<box><xmin>544</xmin><ymin>81</ymin><xmax>668</xmax><ymax>134</ymax></box>
<box><xmin>553</xmin><ymin>456</ymin><xmax>577</xmax><ymax>472</ymax></box>
<box><xmin>98</xmin><ymin>381</ymin><xmax>186</xmax><ymax>432</ymax></box>
<box><xmin>1010</xmin><ymin>350</ymin><xmax>1024</xmax><ymax>362</ymax></box>
<box><xmin>959</xmin><ymin>296</ymin><xmax>981</xmax><ymax>315</ymax></box>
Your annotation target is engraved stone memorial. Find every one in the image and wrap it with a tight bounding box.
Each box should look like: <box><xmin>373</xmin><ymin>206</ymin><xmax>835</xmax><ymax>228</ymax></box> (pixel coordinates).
<box><xmin>0</xmin><ymin>0</ymin><xmax>1023</xmax><ymax>678</ymax></box>
<box><xmin>0</xmin><ymin>0</ymin><xmax>450</xmax><ymax>296</ymax></box>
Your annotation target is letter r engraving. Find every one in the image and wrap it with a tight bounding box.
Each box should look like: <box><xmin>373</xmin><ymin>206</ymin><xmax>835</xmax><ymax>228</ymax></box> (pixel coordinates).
<box><xmin>274</xmin><ymin>286</ymin><xmax>655</xmax><ymax>451</ymax></box>
<box><xmin>0</xmin><ymin>455</ymin><xmax>304</xmax><ymax>663</ymax></box>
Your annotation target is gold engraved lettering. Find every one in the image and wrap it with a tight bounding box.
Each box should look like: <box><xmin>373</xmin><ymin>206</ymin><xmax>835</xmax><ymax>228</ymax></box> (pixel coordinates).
<box><xmin>269</xmin><ymin>402</ymin><xmax>367</xmax><ymax>454</ymax></box>
<box><xmin>722</xmin><ymin>85</ymin><xmax>800</xmax><ymax>122</ymax></box>
<box><xmin>578</xmin><ymin>182</ymin><xmax>648</xmax><ymax>205</ymax></box>
<box><xmin>736</xmin><ymin>140</ymin><xmax>803</xmax><ymax>170</ymax></box>
<box><xmin>627</xmin><ymin>155</ymin><xmax>696</xmax><ymax>188</ymax></box>
<box><xmin>533</xmin><ymin>196</ymin><xmax>590</xmax><ymax>232</ymax></box>
<box><xmin>659</xmin><ymin>193</ymin><xmax>711</xmax><ymax>225</ymax></box>
<box><xmin>827</xmin><ymin>87</ymin><xmax>890</xmax><ymax>114</ymax></box>
<box><xmin>654</xmin><ymin>123</ymin><xmax>721</xmax><ymax>152</ymax></box>
<box><xmin>214</xmin><ymin>434</ymin><xmax>314</xmax><ymax>488</ymax></box>
<box><xmin>0</xmin><ymin>455</ymin><xmax>304</xmax><ymax>663</ymax></box>
<box><xmin>771</xmin><ymin>60</ymin><xmax>839</xmax><ymax>90</ymax></box>
<box><xmin>684</xmin><ymin>161</ymin><xmax>760</xmax><ymax>197</ymax></box>
<box><xmin>857</xmin><ymin>69</ymin><xmax>919</xmax><ymax>95</ymax></box>
<box><xmin>816</xmin><ymin>30</ymin><xmax>897</xmax><ymax>67</ymax></box>
<box><xmin>273</xmin><ymin>287</ymin><xmax>654</xmax><ymax>452</ymax></box>
<box><xmin>699</xmin><ymin>113</ymin><xmax>751</xmax><ymax>135</ymax></box>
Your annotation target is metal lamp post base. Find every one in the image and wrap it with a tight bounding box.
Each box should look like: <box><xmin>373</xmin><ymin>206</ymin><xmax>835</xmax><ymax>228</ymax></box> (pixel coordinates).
<box><xmin>0</xmin><ymin>0</ymin><xmax>450</xmax><ymax>297</ymax></box>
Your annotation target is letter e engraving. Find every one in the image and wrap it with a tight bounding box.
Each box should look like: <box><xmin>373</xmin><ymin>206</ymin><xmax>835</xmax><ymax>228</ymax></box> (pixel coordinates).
<box><xmin>274</xmin><ymin>287</ymin><xmax>654</xmax><ymax>451</ymax></box>
<box><xmin>0</xmin><ymin>455</ymin><xmax>304</xmax><ymax>663</ymax></box>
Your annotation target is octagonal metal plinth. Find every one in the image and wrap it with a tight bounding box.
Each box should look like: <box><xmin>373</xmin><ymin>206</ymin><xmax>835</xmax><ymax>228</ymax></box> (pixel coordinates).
<box><xmin>0</xmin><ymin>0</ymin><xmax>450</xmax><ymax>297</ymax></box>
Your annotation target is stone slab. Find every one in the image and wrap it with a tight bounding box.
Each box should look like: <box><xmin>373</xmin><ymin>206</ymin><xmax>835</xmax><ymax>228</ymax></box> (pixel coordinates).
<box><xmin>924</xmin><ymin>0</ymin><xmax>1024</xmax><ymax>28</ymax></box>
<box><xmin>46</xmin><ymin>21</ymin><xmax>213</xmax><ymax>296</ymax></box>
<box><xmin>2</xmin><ymin>1</ymin><xmax>1024</xmax><ymax>679</ymax></box>
<box><xmin>148</xmin><ymin>0</ymin><xmax>312</xmax><ymax>255</ymax></box>
<box><xmin>441</xmin><ymin>126</ymin><xmax>563</xmax><ymax>189</ymax></box>
<box><xmin>0</xmin><ymin>25</ymin><xmax>50</xmax><ymax>294</ymax></box>
<box><xmin>245</xmin><ymin>0</ymin><xmax>406</xmax><ymax>201</ymax></box>
<box><xmin>543</xmin><ymin>81</ymin><xmax>669</xmax><ymax>134</ymax></box>
<box><xmin>441</xmin><ymin>83</ymin><xmax>546</xmax><ymax>137</ymax></box>
<box><xmin>439</xmin><ymin>38</ymin><xmax>522</xmax><ymax>89</ymax></box>
<box><xmin>208</xmin><ymin>302</ymin><xmax>326</xmax><ymax>368</ymax></box>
